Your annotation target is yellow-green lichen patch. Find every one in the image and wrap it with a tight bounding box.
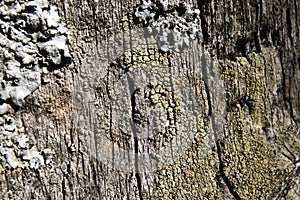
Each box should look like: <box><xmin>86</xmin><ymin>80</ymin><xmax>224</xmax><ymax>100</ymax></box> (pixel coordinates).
<box><xmin>151</xmin><ymin>141</ymin><xmax>219</xmax><ymax>200</ymax></box>
<box><xmin>144</xmin><ymin>115</ymin><xmax>220</xmax><ymax>199</ymax></box>
<box><xmin>219</xmin><ymin>48</ymin><xmax>299</xmax><ymax>199</ymax></box>
<box><xmin>222</xmin><ymin>118</ymin><xmax>291</xmax><ymax>199</ymax></box>
<box><xmin>220</xmin><ymin>51</ymin><xmax>273</xmax><ymax>127</ymax></box>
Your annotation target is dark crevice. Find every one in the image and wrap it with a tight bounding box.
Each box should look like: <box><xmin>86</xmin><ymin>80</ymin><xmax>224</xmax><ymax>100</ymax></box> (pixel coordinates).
<box><xmin>216</xmin><ymin>141</ymin><xmax>242</xmax><ymax>200</ymax></box>
<box><xmin>236</xmin><ymin>37</ymin><xmax>248</xmax><ymax>57</ymax></box>
<box><xmin>127</xmin><ymin>75</ymin><xmax>143</xmax><ymax>200</ymax></box>
<box><xmin>126</xmin><ymin>25</ymin><xmax>143</xmax><ymax>200</ymax></box>
<box><xmin>200</xmin><ymin>50</ymin><xmax>211</xmax><ymax>117</ymax></box>
<box><xmin>294</xmin><ymin>0</ymin><xmax>299</xmax><ymax>42</ymax></box>
<box><xmin>254</xmin><ymin>32</ymin><xmax>262</xmax><ymax>53</ymax></box>
<box><xmin>197</xmin><ymin>0</ymin><xmax>209</xmax><ymax>44</ymax></box>
<box><xmin>256</xmin><ymin>0</ymin><xmax>264</xmax><ymax>50</ymax></box>
<box><xmin>62</xmin><ymin>177</ymin><xmax>66</xmax><ymax>200</ymax></box>
<box><xmin>279</xmin><ymin>53</ymin><xmax>287</xmax><ymax>107</ymax></box>
<box><xmin>208</xmin><ymin>97</ymin><xmax>242</xmax><ymax>198</ymax></box>
<box><xmin>202</xmin><ymin>71</ymin><xmax>212</xmax><ymax>117</ymax></box>
<box><xmin>167</xmin><ymin>54</ymin><xmax>177</xmax><ymax>135</ymax></box>
<box><xmin>203</xmin><ymin>54</ymin><xmax>241</xmax><ymax>199</ymax></box>
<box><xmin>135</xmin><ymin>172</ymin><xmax>143</xmax><ymax>200</ymax></box>
<box><xmin>286</xmin><ymin>8</ymin><xmax>293</xmax><ymax>46</ymax></box>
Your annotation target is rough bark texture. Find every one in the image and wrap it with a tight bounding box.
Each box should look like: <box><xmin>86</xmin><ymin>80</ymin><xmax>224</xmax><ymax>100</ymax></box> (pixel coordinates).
<box><xmin>0</xmin><ymin>0</ymin><xmax>299</xmax><ymax>199</ymax></box>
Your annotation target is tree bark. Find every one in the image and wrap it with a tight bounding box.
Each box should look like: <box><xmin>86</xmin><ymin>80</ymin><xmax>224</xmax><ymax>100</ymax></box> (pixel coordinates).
<box><xmin>0</xmin><ymin>0</ymin><xmax>299</xmax><ymax>199</ymax></box>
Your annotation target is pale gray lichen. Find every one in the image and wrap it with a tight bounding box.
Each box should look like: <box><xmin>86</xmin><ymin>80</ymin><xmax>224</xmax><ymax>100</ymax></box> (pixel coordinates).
<box><xmin>135</xmin><ymin>0</ymin><xmax>201</xmax><ymax>52</ymax></box>
<box><xmin>0</xmin><ymin>0</ymin><xmax>69</xmax><ymax>169</ymax></box>
<box><xmin>0</xmin><ymin>115</ymin><xmax>52</xmax><ymax>169</ymax></box>
<box><xmin>0</xmin><ymin>103</ymin><xmax>10</xmax><ymax>115</ymax></box>
<box><xmin>0</xmin><ymin>0</ymin><xmax>71</xmax><ymax>111</ymax></box>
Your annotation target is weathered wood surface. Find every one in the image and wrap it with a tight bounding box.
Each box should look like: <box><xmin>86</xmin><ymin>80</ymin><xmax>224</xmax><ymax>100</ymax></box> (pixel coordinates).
<box><xmin>0</xmin><ymin>0</ymin><xmax>299</xmax><ymax>199</ymax></box>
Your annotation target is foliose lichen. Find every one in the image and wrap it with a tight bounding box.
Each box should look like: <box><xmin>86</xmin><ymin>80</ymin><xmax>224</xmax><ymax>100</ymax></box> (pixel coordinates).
<box><xmin>134</xmin><ymin>0</ymin><xmax>201</xmax><ymax>52</ymax></box>
<box><xmin>0</xmin><ymin>0</ymin><xmax>70</xmax><ymax>169</ymax></box>
<box><xmin>0</xmin><ymin>0</ymin><xmax>71</xmax><ymax>110</ymax></box>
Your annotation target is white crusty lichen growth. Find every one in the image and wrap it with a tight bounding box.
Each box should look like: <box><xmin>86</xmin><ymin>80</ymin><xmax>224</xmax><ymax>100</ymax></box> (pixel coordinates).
<box><xmin>0</xmin><ymin>0</ymin><xmax>68</xmax><ymax>169</ymax></box>
<box><xmin>135</xmin><ymin>0</ymin><xmax>201</xmax><ymax>52</ymax></box>
<box><xmin>0</xmin><ymin>0</ymin><xmax>71</xmax><ymax>110</ymax></box>
<box><xmin>0</xmin><ymin>115</ymin><xmax>53</xmax><ymax>169</ymax></box>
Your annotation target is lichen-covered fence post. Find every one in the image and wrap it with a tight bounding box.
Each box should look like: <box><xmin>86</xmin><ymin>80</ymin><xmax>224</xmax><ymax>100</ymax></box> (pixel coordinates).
<box><xmin>0</xmin><ymin>0</ymin><xmax>299</xmax><ymax>199</ymax></box>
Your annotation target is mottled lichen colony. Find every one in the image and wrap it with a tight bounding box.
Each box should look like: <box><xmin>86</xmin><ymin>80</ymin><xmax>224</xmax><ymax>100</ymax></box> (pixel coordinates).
<box><xmin>134</xmin><ymin>0</ymin><xmax>201</xmax><ymax>52</ymax></box>
<box><xmin>218</xmin><ymin>48</ymin><xmax>300</xmax><ymax>199</ymax></box>
<box><xmin>0</xmin><ymin>0</ymin><xmax>71</xmax><ymax>109</ymax></box>
<box><xmin>143</xmin><ymin>47</ymin><xmax>299</xmax><ymax>200</ymax></box>
<box><xmin>79</xmin><ymin>27</ymin><xmax>209</xmax><ymax>174</ymax></box>
<box><xmin>0</xmin><ymin>0</ymin><xmax>70</xmax><ymax>169</ymax></box>
<box><xmin>151</xmin><ymin>126</ymin><xmax>220</xmax><ymax>199</ymax></box>
<box><xmin>0</xmin><ymin>0</ymin><xmax>298</xmax><ymax>199</ymax></box>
